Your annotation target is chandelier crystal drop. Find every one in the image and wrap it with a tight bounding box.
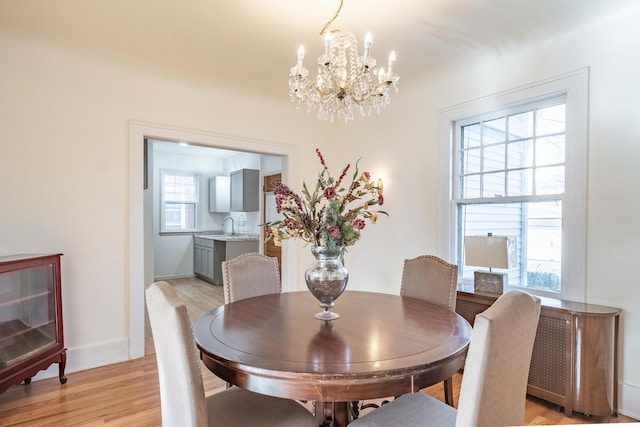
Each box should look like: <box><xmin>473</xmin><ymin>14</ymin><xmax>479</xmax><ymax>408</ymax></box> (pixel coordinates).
<box><xmin>288</xmin><ymin>4</ymin><xmax>399</xmax><ymax>123</ymax></box>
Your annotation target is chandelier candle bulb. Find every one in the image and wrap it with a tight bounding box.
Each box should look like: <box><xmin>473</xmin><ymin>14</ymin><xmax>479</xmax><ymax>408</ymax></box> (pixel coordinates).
<box><xmin>363</xmin><ymin>32</ymin><xmax>372</xmax><ymax>64</ymax></box>
<box><xmin>296</xmin><ymin>45</ymin><xmax>305</xmax><ymax>74</ymax></box>
<box><xmin>387</xmin><ymin>51</ymin><xmax>396</xmax><ymax>81</ymax></box>
<box><xmin>324</xmin><ymin>32</ymin><xmax>332</xmax><ymax>56</ymax></box>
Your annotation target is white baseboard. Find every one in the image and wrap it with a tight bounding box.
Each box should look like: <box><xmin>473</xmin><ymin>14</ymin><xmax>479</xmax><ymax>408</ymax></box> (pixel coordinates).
<box><xmin>619</xmin><ymin>382</ymin><xmax>640</xmax><ymax>420</ymax></box>
<box><xmin>31</xmin><ymin>339</ymin><xmax>131</xmax><ymax>382</ymax></box>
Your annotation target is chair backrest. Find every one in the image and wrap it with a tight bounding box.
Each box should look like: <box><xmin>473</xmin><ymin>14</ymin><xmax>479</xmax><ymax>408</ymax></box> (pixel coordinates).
<box><xmin>455</xmin><ymin>290</ymin><xmax>541</xmax><ymax>427</ymax></box>
<box><xmin>400</xmin><ymin>255</ymin><xmax>458</xmax><ymax>311</ymax></box>
<box><xmin>145</xmin><ymin>281</ymin><xmax>208</xmax><ymax>427</ymax></box>
<box><xmin>222</xmin><ymin>252</ymin><xmax>281</xmax><ymax>304</ymax></box>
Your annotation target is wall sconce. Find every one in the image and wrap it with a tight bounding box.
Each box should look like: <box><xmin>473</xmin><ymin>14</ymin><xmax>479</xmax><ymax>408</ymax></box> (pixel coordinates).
<box><xmin>464</xmin><ymin>233</ymin><xmax>516</xmax><ymax>295</ymax></box>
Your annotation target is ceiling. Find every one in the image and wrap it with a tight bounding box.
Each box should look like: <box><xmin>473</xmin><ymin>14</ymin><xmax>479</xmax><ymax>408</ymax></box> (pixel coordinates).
<box><xmin>0</xmin><ymin>0</ymin><xmax>635</xmax><ymax>102</ymax></box>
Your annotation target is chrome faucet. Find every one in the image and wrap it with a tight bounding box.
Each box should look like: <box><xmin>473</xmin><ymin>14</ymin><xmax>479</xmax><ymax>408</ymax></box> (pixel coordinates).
<box><xmin>222</xmin><ymin>216</ymin><xmax>235</xmax><ymax>235</ymax></box>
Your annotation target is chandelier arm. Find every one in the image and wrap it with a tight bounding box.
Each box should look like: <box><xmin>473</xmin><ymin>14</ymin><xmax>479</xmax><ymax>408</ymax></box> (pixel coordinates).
<box><xmin>347</xmin><ymin>83</ymin><xmax>390</xmax><ymax>103</ymax></box>
<box><xmin>319</xmin><ymin>0</ymin><xmax>344</xmax><ymax>36</ymax></box>
<box><xmin>298</xmin><ymin>75</ymin><xmax>326</xmax><ymax>99</ymax></box>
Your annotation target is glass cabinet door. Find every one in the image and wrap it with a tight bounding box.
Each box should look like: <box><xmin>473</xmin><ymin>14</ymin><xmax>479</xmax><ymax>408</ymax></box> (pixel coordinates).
<box><xmin>0</xmin><ymin>262</ymin><xmax>57</xmax><ymax>370</ymax></box>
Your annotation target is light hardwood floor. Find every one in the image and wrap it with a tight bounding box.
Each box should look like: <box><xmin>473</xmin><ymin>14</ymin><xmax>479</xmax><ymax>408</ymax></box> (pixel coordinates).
<box><xmin>0</xmin><ymin>277</ymin><xmax>636</xmax><ymax>426</ymax></box>
<box><xmin>144</xmin><ymin>277</ymin><xmax>225</xmax><ymax>355</ymax></box>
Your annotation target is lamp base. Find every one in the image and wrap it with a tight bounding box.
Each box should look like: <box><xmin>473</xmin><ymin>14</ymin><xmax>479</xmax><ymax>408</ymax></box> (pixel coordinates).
<box><xmin>474</xmin><ymin>271</ymin><xmax>505</xmax><ymax>295</ymax></box>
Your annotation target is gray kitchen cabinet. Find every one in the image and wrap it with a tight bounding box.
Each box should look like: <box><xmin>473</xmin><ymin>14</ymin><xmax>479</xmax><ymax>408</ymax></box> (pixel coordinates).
<box><xmin>193</xmin><ymin>237</ymin><xmax>215</xmax><ymax>283</ymax></box>
<box><xmin>194</xmin><ymin>235</ymin><xmax>258</xmax><ymax>285</ymax></box>
<box><xmin>209</xmin><ymin>176</ymin><xmax>230</xmax><ymax>213</ymax></box>
<box><xmin>212</xmin><ymin>238</ymin><xmax>260</xmax><ymax>285</ymax></box>
<box><xmin>230</xmin><ymin>169</ymin><xmax>259</xmax><ymax>212</ymax></box>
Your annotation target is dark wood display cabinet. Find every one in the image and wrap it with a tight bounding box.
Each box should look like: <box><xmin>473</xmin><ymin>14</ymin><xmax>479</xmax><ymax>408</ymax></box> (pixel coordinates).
<box><xmin>456</xmin><ymin>286</ymin><xmax>620</xmax><ymax>417</ymax></box>
<box><xmin>0</xmin><ymin>253</ymin><xmax>66</xmax><ymax>394</ymax></box>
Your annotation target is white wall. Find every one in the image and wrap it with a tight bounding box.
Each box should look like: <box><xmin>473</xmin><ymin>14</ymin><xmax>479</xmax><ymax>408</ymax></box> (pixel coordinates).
<box><xmin>0</xmin><ymin>33</ymin><xmax>329</xmax><ymax>374</ymax></box>
<box><xmin>335</xmin><ymin>3</ymin><xmax>640</xmax><ymax>418</ymax></box>
<box><xmin>262</xmin><ymin>155</ymin><xmax>283</xmax><ymax>177</ymax></box>
<box><xmin>1</xmin><ymin>2</ymin><xmax>639</xmax><ymax>417</ymax></box>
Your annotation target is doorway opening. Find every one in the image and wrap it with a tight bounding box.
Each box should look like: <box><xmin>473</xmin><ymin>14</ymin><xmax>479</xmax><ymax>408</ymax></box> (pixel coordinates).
<box><xmin>129</xmin><ymin>121</ymin><xmax>298</xmax><ymax>359</ymax></box>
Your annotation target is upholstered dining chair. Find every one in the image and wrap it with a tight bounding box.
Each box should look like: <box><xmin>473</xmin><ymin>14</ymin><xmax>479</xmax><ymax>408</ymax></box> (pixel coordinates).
<box><xmin>349</xmin><ymin>290</ymin><xmax>541</xmax><ymax>427</ymax></box>
<box><xmin>145</xmin><ymin>281</ymin><xmax>316</xmax><ymax>427</ymax></box>
<box><xmin>221</xmin><ymin>252</ymin><xmax>281</xmax><ymax>304</ymax></box>
<box><xmin>400</xmin><ymin>255</ymin><xmax>458</xmax><ymax>406</ymax></box>
<box><xmin>400</xmin><ymin>255</ymin><xmax>458</xmax><ymax>311</ymax></box>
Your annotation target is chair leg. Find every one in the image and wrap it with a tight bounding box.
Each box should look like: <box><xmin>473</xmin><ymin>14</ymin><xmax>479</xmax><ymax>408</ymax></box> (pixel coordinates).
<box><xmin>444</xmin><ymin>377</ymin><xmax>454</xmax><ymax>407</ymax></box>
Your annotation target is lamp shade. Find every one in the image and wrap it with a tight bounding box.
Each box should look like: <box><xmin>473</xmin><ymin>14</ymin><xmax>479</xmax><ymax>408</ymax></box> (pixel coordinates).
<box><xmin>464</xmin><ymin>235</ymin><xmax>516</xmax><ymax>269</ymax></box>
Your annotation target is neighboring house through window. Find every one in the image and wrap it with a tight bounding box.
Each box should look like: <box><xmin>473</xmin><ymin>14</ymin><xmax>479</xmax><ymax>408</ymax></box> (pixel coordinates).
<box><xmin>438</xmin><ymin>68</ymin><xmax>588</xmax><ymax>301</ymax></box>
<box><xmin>160</xmin><ymin>169</ymin><xmax>198</xmax><ymax>232</ymax></box>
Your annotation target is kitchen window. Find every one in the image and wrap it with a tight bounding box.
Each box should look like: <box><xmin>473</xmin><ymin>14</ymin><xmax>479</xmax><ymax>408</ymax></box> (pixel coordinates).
<box><xmin>160</xmin><ymin>169</ymin><xmax>198</xmax><ymax>232</ymax></box>
<box><xmin>439</xmin><ymin>69</ymin><xmax>589</xmax><ymax>301</ymax></box>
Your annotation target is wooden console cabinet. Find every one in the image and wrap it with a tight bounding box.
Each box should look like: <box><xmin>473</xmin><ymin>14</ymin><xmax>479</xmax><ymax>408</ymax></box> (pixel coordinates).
<box><xmin>456</xmin><ymin>287</ymin><xmax>620</xmax><ymax>417</ymax></box>
<box><xmin>0</xmin><ymin>254</ymin><xmax>66</xmax><ymax>394</ymax></box>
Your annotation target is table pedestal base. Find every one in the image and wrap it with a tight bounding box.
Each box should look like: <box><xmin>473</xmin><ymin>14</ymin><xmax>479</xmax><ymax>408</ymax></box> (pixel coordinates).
<box><xmin>315</xmin><ymin>401</ymin><xmax>352</xmax><ymax>427</ymax></box>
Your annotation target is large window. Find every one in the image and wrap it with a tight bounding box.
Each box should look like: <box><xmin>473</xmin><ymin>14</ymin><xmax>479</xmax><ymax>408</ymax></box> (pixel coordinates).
<box><xmin>439</xmin><ymin>69</ymin><xmax>588</xmax><ymax>301</ymax></box>
<box><xmin>456</xmin><ymin>100</ymin><xmax>565</xmax><ymax>292</ymax></box>
<box><xmin>160</xmin><ymin>170</ymin><xmax>198</xmax><ymax>232</ymax></box>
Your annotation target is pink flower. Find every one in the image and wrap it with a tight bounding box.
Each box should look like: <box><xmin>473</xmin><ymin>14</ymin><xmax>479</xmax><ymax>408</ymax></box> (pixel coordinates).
<box><xmin>353</xmin><ymin>219</ymin><xmax>366</xmax><ymax>230</ymax></box>
<box><xmin>324</xmin><ymin>187</ymin><xmax>336</xmax><ymax>200</ymax></box>
<box><xmin>327</xmin><ymin>225</ymin><xmax>340</xmax><ymax>238</ymax></box>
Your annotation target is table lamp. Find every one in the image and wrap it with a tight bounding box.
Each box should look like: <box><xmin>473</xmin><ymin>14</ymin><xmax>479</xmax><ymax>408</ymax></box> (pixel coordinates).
<box><xmin>464</xmin><ymin>233</ymin><xmax>516</xmax><ymax>295</ymax></box>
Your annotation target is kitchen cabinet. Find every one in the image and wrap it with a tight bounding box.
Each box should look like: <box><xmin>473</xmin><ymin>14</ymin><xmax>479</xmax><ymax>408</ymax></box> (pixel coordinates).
<box><xmin>0</xmin><ymin>254</ymin><xmax>67</xmax><ymax>395</ymax></box>
<box><xmin>209</xmin><ymin>176</ymin><xmax>230</xmax><ymax>213</ymax></box>
<box><xmin>212</xmin><ymin>238</ymin><xmax>260</xmax><ymax>285</ymax></box>
<box><xmin>230</xmin><ymin>169</ymin><xmax>259</xmax><ymax>212</ymax></box>
<box><xmin>194</xmin><ymin>235</ymin><xmax>259</xmax><ymax>285</ymax></box>
<box><xmin>193</xmin><ymin>237</ymin><xmax>215</xmax><ymax>283</ymax></box>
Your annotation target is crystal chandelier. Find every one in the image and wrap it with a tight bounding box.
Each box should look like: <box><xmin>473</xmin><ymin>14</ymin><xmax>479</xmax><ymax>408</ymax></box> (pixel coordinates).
<box><xmin>288</xmin><ymin>0</ymin><xmax>399</xmax><ymax>123</ymax></box>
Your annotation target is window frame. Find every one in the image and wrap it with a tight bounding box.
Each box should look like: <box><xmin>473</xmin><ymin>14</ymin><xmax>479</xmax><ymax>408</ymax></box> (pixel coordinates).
<box><xmin>437</xmin><ymin>68</ymin><xmax>589</xmax><ymax>302</ymax></box>
<box><xmin>159</xmin><ymin>169</ymin><xmax>199</xmax><ymax>233</ymax></box>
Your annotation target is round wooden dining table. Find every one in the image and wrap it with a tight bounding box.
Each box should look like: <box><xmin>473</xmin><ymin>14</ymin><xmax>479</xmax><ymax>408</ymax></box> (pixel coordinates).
<box><xmin>193</xmin><ymin>290</ymin><xmax>472</xmax><ymax>426</ymax></box>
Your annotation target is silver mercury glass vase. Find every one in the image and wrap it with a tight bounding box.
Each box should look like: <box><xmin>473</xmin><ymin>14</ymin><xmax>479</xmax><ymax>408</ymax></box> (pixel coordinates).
<box><xmin>305</xmin><ymin>245</ymin><xmax>349</xmax><ymax>320</ymax></box>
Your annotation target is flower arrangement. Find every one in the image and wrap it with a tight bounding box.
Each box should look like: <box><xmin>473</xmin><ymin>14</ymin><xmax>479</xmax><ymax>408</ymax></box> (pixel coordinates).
<box><xmin>265</xmin><ymin>148</ymin><xmax>388</xmax><ymax>258</ymax></box>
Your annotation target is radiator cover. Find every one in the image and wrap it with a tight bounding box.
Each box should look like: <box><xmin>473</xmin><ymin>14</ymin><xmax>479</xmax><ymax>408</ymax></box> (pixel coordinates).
<box><xmin>456</xmin><ymin>290</ymin><xmax>619</xmax><ymax>417</ymax></box>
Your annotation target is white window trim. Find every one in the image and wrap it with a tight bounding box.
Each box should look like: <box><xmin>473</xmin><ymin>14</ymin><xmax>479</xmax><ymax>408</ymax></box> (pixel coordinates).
<box><xmin>159</xmin><ymin>168</ymin><xmax>199</xmax><ymax>233</ymax></box>
<box><xmin>437</xmin><ymin>68</ymin><xmax>589</xmax><ymax>302</ymax></box>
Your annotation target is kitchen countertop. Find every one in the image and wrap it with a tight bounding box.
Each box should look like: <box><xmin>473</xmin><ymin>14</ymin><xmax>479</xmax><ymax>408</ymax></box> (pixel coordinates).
<box><xmin>194</xmin><ymin>233</ymin><xmax>259</xmax><ymax>242</ymax></box>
